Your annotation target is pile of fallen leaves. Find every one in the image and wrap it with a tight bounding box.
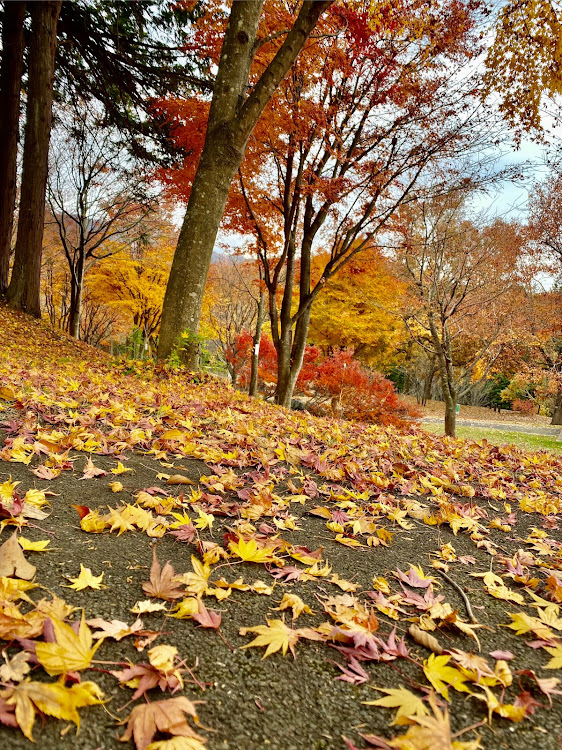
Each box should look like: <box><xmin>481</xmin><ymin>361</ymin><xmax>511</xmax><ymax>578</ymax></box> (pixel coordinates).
<box><xmin>1</xmin><ymin>304</ymin><xmax>562</xmax><ymax>749</ymax></box>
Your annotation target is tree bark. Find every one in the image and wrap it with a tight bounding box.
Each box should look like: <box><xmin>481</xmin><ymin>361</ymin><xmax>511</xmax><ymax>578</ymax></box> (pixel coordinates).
<box><xmin>68</xmin><ymin>253</ymin><xmax>85</xmax><ymax>339</ymax></box>
<box><xmin>552</xmin><ymin>387</ymin><xmax>562</xmax><ymax>426</ymax></box>
<box><xmin>249</xmin><ymin>288</ymin><xmax>264</xmax><ymax>397</ymax></box>
<box><xmin>156</xmin><ymin>0</ymin><xmax>332</xmax><ymax>366</ymax></box>
<box><xmin>422</xmin><ymin>359</ymin><xmax>436</xmax><ymax>406</ymax></box>
<box><xmin>7</xmin><ymin>1</ymin><xmax>61</xmax><ymax>315</ymax></box>
<box><xmin>0</xmin><ymin>1</ymin><xmax>26</xmax><ymax>295</ymax></box>
<box><xmin>429</xmin><ymin>317</ymin><xmax>457</xmax><ymax>438</ymax></box>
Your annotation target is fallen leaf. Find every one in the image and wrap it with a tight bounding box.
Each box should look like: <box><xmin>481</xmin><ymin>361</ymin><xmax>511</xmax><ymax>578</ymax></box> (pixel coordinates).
<box><xmin>142</xmin><ymin>548</ymin><xmax>184</xmax><ymax>601</ymax></box>
<box><xmin>119</xmin><ymin>696</ymin><xmax>203</xmax><ymax>750</ymax></box>
<box><xmin>363</xmin><ymin>685</ymin><xmax>429</xmax><ymax>725</ymax></box>
<box><xmin>35</xmin><ymin>615</ymin><xmax>102</xmax><ymax>675</ymax></box>
<box><xmin>64</xmin><ymin>564</ymin><xmax>105</xmax><ymax>591</ymax></box>
<box><xmin>0</xmin><ymin>533</ymin><xmax>36</xmax><ymax>580</ymax></box>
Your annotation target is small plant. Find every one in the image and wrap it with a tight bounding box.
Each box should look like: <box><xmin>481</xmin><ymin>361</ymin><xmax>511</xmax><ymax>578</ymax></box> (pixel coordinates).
<box><xmin>511</xmin><ymin>398</ymin><xmax>536</xmax><ymax>415</ymax></box>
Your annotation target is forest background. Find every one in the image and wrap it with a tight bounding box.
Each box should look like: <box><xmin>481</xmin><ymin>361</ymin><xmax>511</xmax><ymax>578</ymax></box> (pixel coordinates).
<box><xmin>2</xmin><ymin>0</ymin><xmax>562</xmax><ymax>439</ymax></box>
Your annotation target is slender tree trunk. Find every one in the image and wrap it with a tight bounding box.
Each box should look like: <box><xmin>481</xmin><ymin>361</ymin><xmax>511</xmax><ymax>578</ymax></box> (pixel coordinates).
<box><xmin>552</xmin><ymin>387</ymin><xmax>562</xmax><ymax>426</ymax></box>
<box><xmin>275</xmin><ymin>307</ymin><xmax>311</xmax><ymax>408</ymax></box>
<box><xmin>156</xmin><ymin>0</ymin><xmax>332</xmax><ymax>365</ymax></box>
<box><xmin>68</xmin><ymin>256</ymin><xmax>84</xmax><ymax>339</ymax></box>
<box><xmin>249</xmin><ymin>288</ymin><xmax>265</xmax><ymax>397</ymax></box>
<box><xmin>0</xmin><ymin>1</ymin><xmax>26</xmax><ymax>295</ymax></box>
<box><xmin>7</xmin><ymin>1</ymin><xmax>61</xmax><ymax>315</ymax></box>
<box><xmin>422</xmin><ymin>359</ymin><xmax>436</xmax><ymax>406</ymax></box>
<box><xmin>429</xmin><ymin>317</ymin><xmax>457</xmax><ymax>438</ymax></box>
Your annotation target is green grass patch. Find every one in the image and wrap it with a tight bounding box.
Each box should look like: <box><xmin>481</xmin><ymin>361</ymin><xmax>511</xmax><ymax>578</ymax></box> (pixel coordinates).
<box><xmin>422</xmin><ymin>422</ymin><xmax>562</xmax><ymax>454</ymax></box>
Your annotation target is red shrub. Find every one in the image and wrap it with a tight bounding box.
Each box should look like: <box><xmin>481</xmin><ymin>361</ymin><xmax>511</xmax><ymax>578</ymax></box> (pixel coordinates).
<box><xmin>226</xmin><ymin>336</ymin><xmax>416</xmax><ymax>426</ymax></box>
<box><xmin>303</xmin><ymin>349</ymin><xmax>415</xmax><ymax>426</ymax></box>
<box><xmin>511</xmin><ymin>398</ymin><xmax>535</xmax><ymax>415</ymax></box>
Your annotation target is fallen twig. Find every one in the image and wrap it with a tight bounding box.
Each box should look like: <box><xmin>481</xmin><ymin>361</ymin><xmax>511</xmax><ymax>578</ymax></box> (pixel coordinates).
<box><xmin>436</xmin><ymin>568</ymin><xmax>479</xmax><ymax>624</ymax></box>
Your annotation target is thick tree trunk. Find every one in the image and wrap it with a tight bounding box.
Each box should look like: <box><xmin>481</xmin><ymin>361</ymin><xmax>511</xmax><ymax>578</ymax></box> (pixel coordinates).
<box><xmin>156</xmin><ymin>0</ymin><xmax>332</xmax><ymax>365</ymax></box>
<box><xmin>0</xmin><ymin>1</ymin><xmax>26</xmax><ymax>295</ymax></box>
<box><xmin>7</xmin><ymin>1</ymin><xmax>61</xmax><ymax>316</ymax></box>
<box><xmin>552</xmin><ymin>387</ymin><xmax>562</xmax><ymax>426</ymax></box>
<box><xmin>157</xmin><ymin>135</ymin><xmax>248</xmax><ymax>367</ymax></box>
<box><xmin>249</xmin><ymin>288</ymin><xmax>264</xmax><ymax>397</ymax></box>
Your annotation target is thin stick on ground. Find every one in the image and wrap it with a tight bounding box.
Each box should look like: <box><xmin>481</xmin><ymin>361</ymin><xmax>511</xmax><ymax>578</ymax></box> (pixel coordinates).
<box><xmin>436</xmin><ymin>568</ymin><xmax>479</xmax><ymax>624</ymax></box>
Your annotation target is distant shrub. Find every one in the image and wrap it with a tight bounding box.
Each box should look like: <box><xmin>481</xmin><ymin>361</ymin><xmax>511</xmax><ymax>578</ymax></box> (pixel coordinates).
<box><xmin>226</xmin><ymin>333</ymin><xmax>418</xmax><ymax>426</ymax></box>
<box><xmin>511</xmin><ymin>398</ymin><xmax>535</xmax><ymax>415</ymax></box>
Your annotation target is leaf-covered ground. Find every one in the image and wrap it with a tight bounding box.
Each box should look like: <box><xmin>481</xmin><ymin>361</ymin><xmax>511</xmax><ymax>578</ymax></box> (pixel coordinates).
<box><xmin>1</xmin><ymin>304</ymin><xmax>562</xmax><ymax>750</ymax></box>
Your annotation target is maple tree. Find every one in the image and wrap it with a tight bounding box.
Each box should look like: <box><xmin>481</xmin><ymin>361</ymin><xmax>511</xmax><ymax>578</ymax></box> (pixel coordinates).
<box><xmin>393</xmin><ymin>193</ymin><xmax>524</xmax><ymax>436</ymax></box>
<box><xmin>308</xmin><ymin>247</ymin><xmax>407</xmax><ymax>368</ymax></box>
<box><xmin>47</xmin><ymin>106</ymin><xmax>155</xmax><ymax>339</ymax></box>
<box><xmin>483</xmin><ymin>0</ymin><xmax>562</xmax><ymax>136</ymax></box>
<box><xmin>156</xmin><ymin>0</ymin><xmax>333</xmax><ymax>364</ymax></box>
<box><xmin>197</xmin><ymin>0</ymin><xmax>500</xmax><ymax>407</ymax></box>
<box><xmin>87</xmin><ymin>215</ymin><xmax>177</xmax><ymax>350</ymax></box>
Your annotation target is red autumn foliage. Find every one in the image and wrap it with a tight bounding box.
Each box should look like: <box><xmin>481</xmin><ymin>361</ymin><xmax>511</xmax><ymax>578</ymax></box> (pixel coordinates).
<box><xmin>511</xmin><ymin>398</ymin><xmax>536</xmax><ymax>416</ymax></box>
<box><xmin>226</xmin><ymin>333</ymin><xmax>417</xmax><ymax>426</ymax></box>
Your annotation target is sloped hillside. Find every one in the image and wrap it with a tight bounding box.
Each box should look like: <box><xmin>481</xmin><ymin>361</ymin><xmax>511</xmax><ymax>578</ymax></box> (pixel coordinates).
<box><xmin>1</xmin><ymin>303</ymin><xmax>562</xmax><ymax>750</ymax></box>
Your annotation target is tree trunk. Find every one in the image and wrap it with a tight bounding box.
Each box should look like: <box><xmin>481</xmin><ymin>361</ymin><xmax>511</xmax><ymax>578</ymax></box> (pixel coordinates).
<box><xmin>552</xmin><ymin>387</ymin><xmax>562</xmax><ymax>426</ymax></box>
<box><xmin>0</xmin><ymin>1</ymin><xmax>26</xmax><ymax>295</ymax></box>
<box><xmin>444</xmin><ymin>396</ymin><xmax>457</xmax><ymax>437</ymax></box>
<box><xmin>68</xmin><ymin>268</ymin><xmax>84</xmax><ymax>339</ymax></box>
<box><xmin>275</xmin><ymin>307</ymin><xmax>311</xmax><ymax>408</ymax></box>
<box><xmin>157</xmin><ymin>132</ymin><xmax>249</xmax><ymax>368</ymax></box>
<box><xmin>249</xmin><ymin>288</ymin><xmax>265</xmax><ymax>397</ymax></box>
<box><xmin>7</xmin><ymin>1</ymin><xmax>61</xmax><ymax>315</ymax></box>
<box><xmin>156</xmin><ymin>0</ymin><xmax>332</xmax><ymax>365</ymax></box>
<box><xmin>68</xmin><ymin>259</ymin><xmax>84</xmax><ymax>339</ymax></box>
<box><xmin>422</xmin><ymin>359</ymin><xmax>436</xmax><ymax>406</ymax></box>
<box><xmin>429</xmin><ymin>317</ymin><xmax>457</xmax><ymax>438</ymax></box>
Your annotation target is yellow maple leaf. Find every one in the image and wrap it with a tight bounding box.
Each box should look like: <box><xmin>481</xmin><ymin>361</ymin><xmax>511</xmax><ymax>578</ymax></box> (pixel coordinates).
<box><xmin>108</xmin><ymin>481</ymin><xmax>124</xmax><ymax>492</ymax></box>
<box><xmin>334</xmin><ymin>534</ymin><xmax>365</xmax><ymax>548</ymax></box>
<box><xmin>364</xmin><ymin>685</ymin><xmax>429</xmax><ymax>726</ymax></box>
<box><xmin>228</xmin><ymin>537</ymin><xmax>280</xmax><ymax>564</ymax></box>
<box><xmin>505</xmin><ymin>611</ymin><xmax>554</xmax><ymax>640</ymax></box>
<box><xmin>64</xmin><ymin>564</ymin><xmax>105</xmax><ymax>591</ymax></box>
<box><xmin>545</xmin><ymin>644</ymin><xmax>562</xmax><ymax>669</ymax></box>
<box><xmin>17</xmin><ymin>537</ymin><xmax>51</xmax><ymax>553</ymax></box>
<box><xmin>3</xmin><ymin>679</ymin><xmax>104</xmax><ymax>740</ymax></box>
<box><xmin>240</xmin><ymin>618</ymin><xmax>300</xmax><ymax>658</ymax></box>
<box><xmin>169</xmin><ymin>597</ymin><xmax>199</xmax><ymax>619</ymax></box>
<box><xmin>148</xmin><ymin>644</ymin><xmax>178</xmax><ymax>672</ymax></box>
<box><xmin>36</xmin><ymin>615</ymin><xmax>102</xmax><ymax>675</ymax></box>
<box><xmin>80</xmin><ymin>509</ymin><xmax>109</xmax><ymax>533</ymax></box>
<box><xmin>178</xmin><ymin>555</ymin><xmax>211</xmax><ymax>597</ymax></box>
<box><xmin>130</xmin><ymin>599</ymin><xmax>168</xmax><ymax>615</ymax></box>
<box><xmin>274</xmin><ymin>593</ymin><xmax>314</xmax><ymax>619</ymax></box>
<box><xmin>111</xmin><ymin>461</ymin><xmax>133</xmax><ymax>475</ymax></box>
<box><xmin>423</xmin><ymin>654</ymin><xmax>471</xmax><ymax>701</ymax></box>
<box><xmin>191</xmin><ymin>508</ymin><xmax>213</xmax><ymax>531</ymax></box>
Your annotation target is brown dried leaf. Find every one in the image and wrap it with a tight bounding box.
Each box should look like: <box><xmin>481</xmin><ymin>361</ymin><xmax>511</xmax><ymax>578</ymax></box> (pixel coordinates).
<box><xmin>408</xmin><ymin>624</ymin><xmax>443</xmax><ymax>654</ymax></box>
<box><xmin>142</xmin><ymin>547</ymin><xmax>184</xmax><ymax>601</ymax></box>
<box><xmin>0</xmin><ymin>533</ymin><xmax>36</xmax><ymax>580</ymax></box>
<box><xmin>119</xmin><ymin>696</ymin><xmax>204</xmax><ymax>750</ymax></box>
